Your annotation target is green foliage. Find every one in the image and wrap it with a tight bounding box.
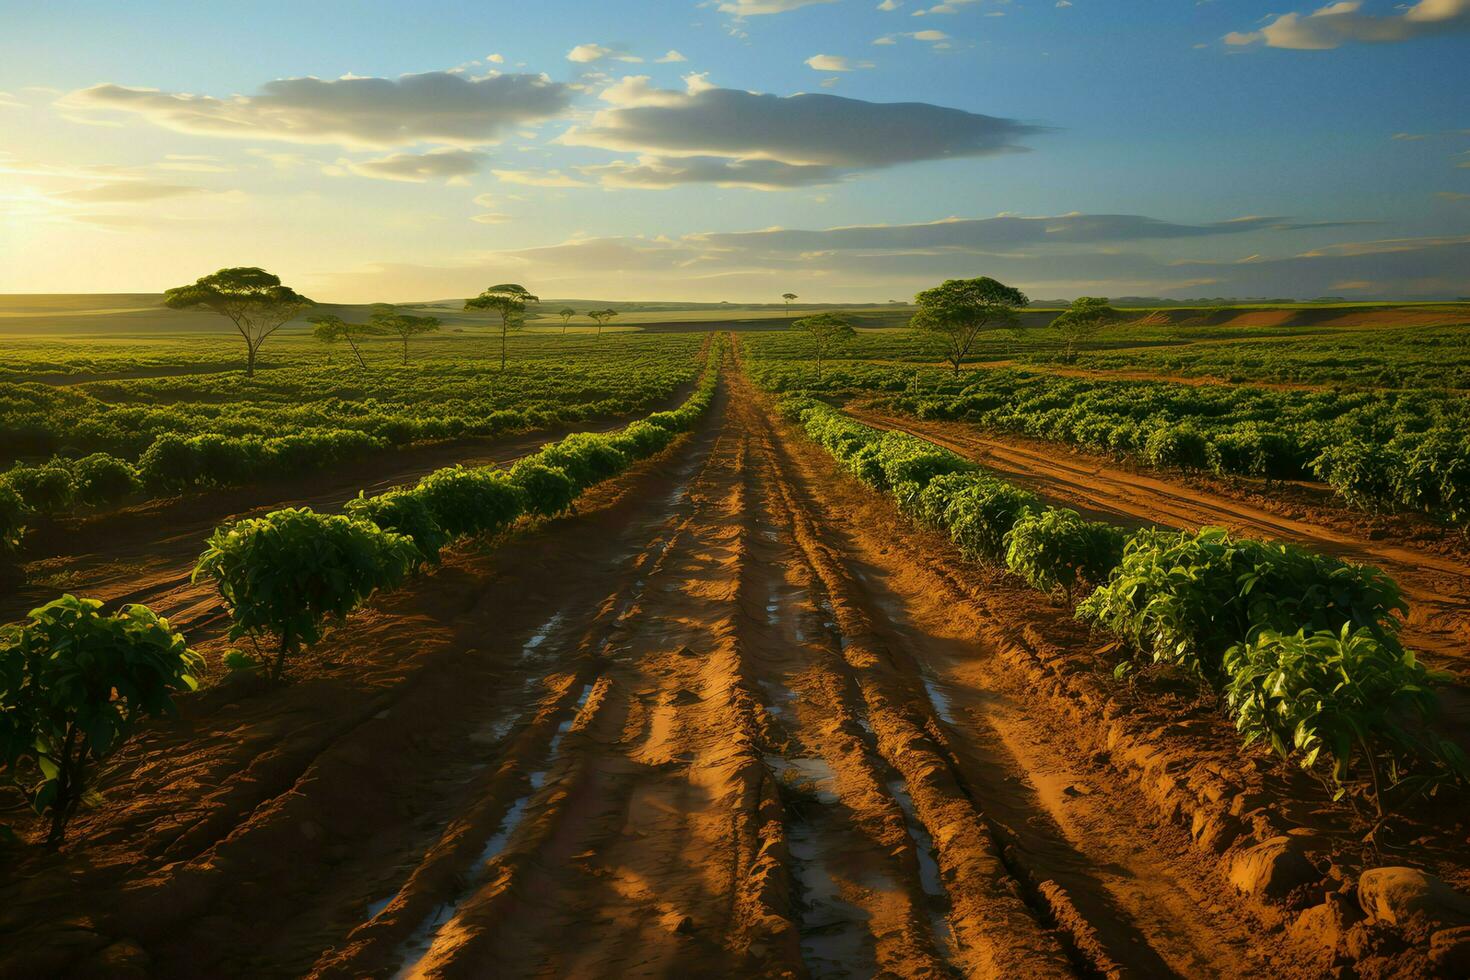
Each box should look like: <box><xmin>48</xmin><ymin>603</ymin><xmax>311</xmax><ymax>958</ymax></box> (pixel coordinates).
<box><xmin>344</xmin><ymin>490</ymin><xmax>450</xmax><ymax>566</ymax></box>
<box><xmin>0</xmin><ymin>484</ymin><xmax>27</xmax><ymax>553</ymax></box>
<box><xmin>1050</xmin><ymin>296</ymin><xmax>1121</xmax><ymax>362</ymax></box>
<box><xmin>535</xmin><ymin>433</ymin><xmax>630</xmax><ymax>491</ymax></box>
<box><xmin>508</xmin><ymin>460</ymin><xmax>578</xmax><ymax>518</ymax></box>
<box><xmin>163</xmin><ymin>267</ymin><xmax>313</xmax><ymax>377</ymax></box>
<box><xmin>911</xmin><ymin>276</ymin><xmax>1030</xmax><ymax>372</ymax></box>
<box><xmin>944</xmin><ymin>476</ymin><xmax>1042</xmax><ymax>563</ymax></box>
<box><xmin>193</xmin><ymin>508</ymin><xmax>418</xmax><ymax>679</ymax></box>
<box><xmin>411</xmin><ymin>467</ymin><xmax>524</xmax><ymax>538</ymax></box>
<box><xmin>1004</xmin><ymin>507</ymin><xmax>1126</xmax><ymax>600</ymax></box>
<box><xmin>4</xmin><ymin>464</ymin><xmax>76</xmax><ymax>513</ymax></box>
<box><xmin>1224</xmin><ymin>625</ymin><xmax>1466</xmax><ymax>811</ymax></box>
<box><xmin>1076</xmin><ymin>526</ymin><xmax>1407</xmax><ymax>679</ymax></box>
<box><xmin>0</xmin><ymin>595</ymin><xmax>200</xmax><ymax>846</ymax></box>
<box><xmin>791</xmin><ymin>313</ymin><xmax>856</xmax><ymax>379</ymax></box>
<box><xmin>71</xmin><ymin>453</ymin><xmax>140</xmax><ymax>506</ymax></box>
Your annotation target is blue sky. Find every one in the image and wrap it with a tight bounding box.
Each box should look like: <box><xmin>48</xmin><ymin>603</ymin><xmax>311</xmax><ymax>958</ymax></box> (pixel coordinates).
<box><xmin>2</xmin><ymin>0</ymin><xmax>1467</xmax><ymax>301</ymax></box>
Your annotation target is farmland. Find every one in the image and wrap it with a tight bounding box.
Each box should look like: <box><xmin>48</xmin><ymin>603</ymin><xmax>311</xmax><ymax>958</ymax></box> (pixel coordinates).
<box><xmin>3</xmin><ymin>301</ymin><xmax>1470</xmax><ymax>979</ymax></box>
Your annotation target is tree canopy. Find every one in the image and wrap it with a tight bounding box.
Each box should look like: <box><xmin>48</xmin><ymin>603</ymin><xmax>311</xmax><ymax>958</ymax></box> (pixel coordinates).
<box><xmin>163</xmin><ymin>267</ymin><xmax>313</xmax><ymax>378</ymax></box>
<box><xmin>911</xmin><ymin>276</ymin><xmax>1029</xmax><ymax>373</ymax></box>
<box><xmin>791</xmin><ymin>312</ymin><xmax>855</xmax><ymax>380</ymax></box>
<box><xmin>308</xmin><ymin>313</ymin><xmax>373</xmax><ymax>369</ymax></box>
<box><xmin>369</xmin><ymin>305</ymin><xmax>441</xmax><ymax>364</ymax></box>
<box><xmin>1050</xmin><ymin>296</ymin><xmax>1122</xmax><ymax>362</ymax></box>
<box><xmin>466</xmin><ymin>284</ymin><xmax>540</xmax><ymax>369</ymax></box>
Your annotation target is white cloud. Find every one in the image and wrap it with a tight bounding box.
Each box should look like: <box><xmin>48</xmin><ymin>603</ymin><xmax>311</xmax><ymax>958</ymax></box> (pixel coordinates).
<box><xmin>345</xmin><ymin>147</ymin><xmax>484</xmax><ymax>183</ymax></box>
<box><xmin>804</xmin><ymin>54</ymin><xmax>875</xmax><ymax>71</ymax></box>
<box><xmin>878</xmin><ymin>0</ymin><xmax>902</xmax><ymax>9</ymax></box>
<box><xmin>656</xmin><ymin>50</ymin><xmax>688</xmax><ymax>63</ymax></box>
<box><xmin>567</xmin><ymin>43</ymin><xmax>643</xmax><ymax>63</ymax></box>
<box><xmin>717</xmin><ymin>0</ymin><xmax>837</xmax><ymax>14</ymax></box>
<box><xmin>913</xmin><ymin>0</ymin><xmax>979</xmax><ymax>14</ymax></box>
<box><xmin>487</xmin><ymin>53</ymin><xmax>505</xmax><ymax>63</ymax></box>
<box><xmin>1225</xmin><ymin>0</ymin><xmax>1470</xmax><ymax>49</ymax></box>
<box><xmin>470</xmin><ymin>212</ymin><xmax>513</xmax><ymax>223</ymax></box>
<box><xmin>875</xmin><ymin>29</ymin><xmax>950</xmax><ymax>45</ymax></box>
<box><xmin>492</xmin><ymin>168</ymin><xmax>589</xmax><ymax>187</ymax></box>
<box><xmin>52</xmin><ymin>181</ymin><xmax>209</xmax><ymax>203</ymax></box>
<box><xmin>60</xmin><ymin>72</ymin><xmax>571</xmax><ymax>149</ymax></box>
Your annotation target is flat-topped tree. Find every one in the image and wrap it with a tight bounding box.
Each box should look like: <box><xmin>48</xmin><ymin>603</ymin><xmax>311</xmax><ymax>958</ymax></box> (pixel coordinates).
<box><xmin>369</xmin><ymin>305</ymin><xmax>440</xmax><ymax>364</ymax></box>
<box><xmin>466</xmin><ymin>284</ymin><xmax>539</xmax><ymax>369</ymax></box>
<box><xmin>587</xmin><ymin>308</ymin><xmax>618</xmax><ymax>337</ymax></box>
<box><xmin>911</xmin><ymin>276</ymin><xmax>1029</xmax><ymax>374</ymax></box>
<box><xmin>1050</xmin><ymin>296</ymin><xmax>1121</xmax><ymax>363</ymax></box>
<box><xmin>163</xmin><ymin>267</ymin><xmax>313</xmax><ymax>378</ymax></box>
<box><xmin>308</xmin><ymin>314</ymin><xmax>371</xmax><ymax>369</ymax></box>
<box><xmin>791</xmin><ymin>312</ymin><xmax>855</xmax><ymax>381</ymax></box>
<box><xmin>782</xmin><ymin>292</ymin><xmax>797</xmax><ymax>308</ymax></box>
<box><xmin>558</xmin><ymin>307</ymin><xmax>576</xmax><ymax>334</ymax></box>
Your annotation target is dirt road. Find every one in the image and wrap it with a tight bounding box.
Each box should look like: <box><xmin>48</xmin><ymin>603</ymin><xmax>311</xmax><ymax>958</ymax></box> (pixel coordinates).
<box><xmin>0</xmin><ymin>362</ymin><xmax>1374</xmax><ymax>977</ymax></box>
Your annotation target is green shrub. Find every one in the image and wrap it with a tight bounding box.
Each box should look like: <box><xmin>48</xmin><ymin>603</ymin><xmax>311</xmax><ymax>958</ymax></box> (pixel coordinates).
<box><xmin>1077</xmin><ymin>526</ymin><xmax>1407</xmax><ymax>679</ymax></box>
<box><xmin>1004</xmin><ymin>508</ymin><xmax>1126</xmax><ymax>600</ymax></box>
<box><xmin>412</xmin><ymin>466</ymin><xmax>524</xmax><ymax>538</ymax></box>
<box><xmin>0</xmin><ymin>484</ymin><xmax>27</xmax><ymax>553</ymax></box>
<box><xmin>193</xmin><ymin>508</ymin><xmax>418</xmax><ymax>679</ymax></box>
<box><xmin>945</xmin><ymin>476</ymin><xmax>1041</xmax><ymax>563</ymax></box>
<box><xmin>4</xmin><ymin>465</ymin><xmax>76</xmax><ymax>513</ymax></box>
<box><xmin>71</xmin><ymin>454</ymin><xmax>140</xmax><ymax>506</ymax></box>
<box><xmin>508</xmin><ymin>460</ymin><xmax>577</xmax><ymax>518</ymax></box>
<box><xmin>1143</xmin><ymin>423</ymin><xmax>1211</xmax><ymax>471</ymax></box>
<box><xmin>0</xmin><ymin>595</ymin><xmax>201</xmax><ymax>846</ymax></box>
<box><xmin>1311</xmin><ymin>440</ymin><xmax>1401</xmax><ymax>513</ymax></box>
<box><xmin>1224</xmin><ymin>625</ymin><xmax>1465</xmax><ymax>812</ymax></box>
<box><xmin>344</xmin><ymin>490</ymin><xmax>449</xmax><ymax>566</ymax></box>
<box><xmin>535</xmin><ymin>433</ymin><xmax>629</xmax><ymax>491</ymax></box>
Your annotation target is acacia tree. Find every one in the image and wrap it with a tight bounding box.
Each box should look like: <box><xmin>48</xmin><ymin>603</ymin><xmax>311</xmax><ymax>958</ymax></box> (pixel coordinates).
<box><xmin>163</xmin><ymin>267</ymin><xmax>313</xmax><ymax>378</ymax></box>
<box><xmin>782</xmin><ymin>292</ymin><xmax>798</xmax><ymax>308</ymax></box>
<box><xmin>466</xmin><ymin>284</ymin><xmax>539</xmax><ymax>369</ymax></box>
<box><xmin>369</xmin><ymin>305</ymin><xmax>441</xmax><ymax>365</ymax></box>
<box><xmin>791</xmin><ymin>313</ymin><xmax>855</xmax><ymax>381</ymax></box>
<box><xmin>308</xmin><ymin>314</ymin><xmax>372</xmax><ymax>369</ymax></box>
<box><xmin>1050</xmin><ymin>296</ymin><xmax>1121</xmax><ymax>363</ymax></box>
<box><xmin>558</xmin><ymin>307</ymin><xmax>576</xmax><ymax>334</ymax></box>
<box><xmin>586</xmin><ymin>308</ymin><xmax>619</xmax><ymax>337</ymax></box>
<box><xmin>911</xmin><ymin>276</ymin><xmax>1030</xmax><ymax>374</ymax></box>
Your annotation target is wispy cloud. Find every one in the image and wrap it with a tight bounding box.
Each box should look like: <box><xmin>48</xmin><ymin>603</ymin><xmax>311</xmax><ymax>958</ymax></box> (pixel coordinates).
<box><xmin>1225</xmin><ymin>0</ymin><xmax>1470</xmax><ymax>50</ymax></box>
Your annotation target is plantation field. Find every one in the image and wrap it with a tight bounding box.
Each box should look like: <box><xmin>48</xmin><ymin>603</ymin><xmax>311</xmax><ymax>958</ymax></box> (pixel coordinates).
<box><xmin>3</xmin><ymin>318</ymin><xmax>1470</xmax><ymax>979</ymax></box>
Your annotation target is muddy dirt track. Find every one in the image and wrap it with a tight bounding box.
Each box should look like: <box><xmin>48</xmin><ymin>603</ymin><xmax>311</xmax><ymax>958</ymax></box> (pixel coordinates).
<box><xmin>2</xmin><ymin>357</ymin><xmax>1458</xmax><ymax>978</ymax></box>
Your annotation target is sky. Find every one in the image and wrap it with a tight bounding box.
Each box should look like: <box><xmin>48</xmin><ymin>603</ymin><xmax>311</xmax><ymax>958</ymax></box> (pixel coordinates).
<box><xmin>1</xmin><ymin>0</ymin><xmax>1468</xmax><ymax>303</ymax></box>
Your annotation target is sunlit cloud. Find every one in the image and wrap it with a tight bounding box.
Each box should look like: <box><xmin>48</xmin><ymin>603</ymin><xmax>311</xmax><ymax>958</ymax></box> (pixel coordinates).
<box><xmin>717</xmin><ymin>0</ymin><xmax>837</xmax><ymax>14</ymax></box>
<box><xmin>804</xmin><ymin>54</ymin><xmax>876</xmax><ymax>71</ymax></box>
<box><xmin>342</xmin><ymin>147</ymin><xmax>485</xmax><ymax>183</ymax></box>
<box><xmin>59</xmin><ymin>71</ymin><xmax>573</xmax><ymax>148</ymax></box>
<box><xmin>1225</xmin><ymin>0</ymin><xmax>1470</xmax><ymax>49</ymax></box>
<box><xmin>492</xmin><ymin>168</ymin><xmax>590</xmax><ymax>187</ymax></box>
<box><xmin>567</xmin><ymin>43</ymin><xmax>643</xmax><ymax>63</ymax></box>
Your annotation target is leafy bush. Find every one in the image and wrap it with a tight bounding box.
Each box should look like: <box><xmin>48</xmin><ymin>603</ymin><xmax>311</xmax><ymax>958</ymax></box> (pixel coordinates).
<box><xmin>1312</xmin><ymin>439</ymin><xmax>1401</xmax><ymax>513</ymax></box>
<box><xmin>535</xmin><ymin>433</ymin><xmax>629</xmax><ymax>491</ymax></box>
<box><xmin>1143</xmin><ymin>423</ymin><xmax>1211</xmax><ymax>471</ymax></box>
<box><xmin>71</xmin><ymin>453</ymin><xmax>140</xmax><ymax>506</ymax></box>
<box><xmin>137</xmin><ymin>434</ymin><xmax>205</xmax><ymax>492</ymax></box>
<box><xmin>0</xmin><ymin>595</ymin><xmax>201</xmax><ymax>846</ymax></box>
<box><xmin>193</xmin><ymin>508</ymin><xmax>418</xmax><ymax>679</ymax></box>
<box><xmin>1224</xmin><ymin>625</ymin><xmax>1466</xmax><ymax>812</ymax></box>
<box><xmin>344</xmin><ymin>490</ymin><xmax>449</xmax><ymax>566</ymax></box>
<box><xmin>945</xmin><ymin>476</ymin><xmax>1041</xmax><ymax>563</ymax></box>
<box><xmin>0</xmin><ymin>484</ymin><xmax>27</xmax><ymax>553</ymax></box>
<box><xmin>1076</xmin><ymin>526</ymin><xmax>1407</xmax><ymax>679</ymax></box>
<box><xmin>508</xmin><ymin>460</ymin><xmax>577</xmax><ymax>518</ymax></box>
<box><xmin>4</xmin><ymin>465</ymin><xmax>76</xmax><ymax>513</ymax></box>
<box><xmin>1004</xmin><ymin>507</ymin><xmax>1125</xmax><ymax>600</ymax></box>
<box><xmin>412</xmin><ymin>466</ymin><xmax>524</xmax><ymax>538</ymax></box>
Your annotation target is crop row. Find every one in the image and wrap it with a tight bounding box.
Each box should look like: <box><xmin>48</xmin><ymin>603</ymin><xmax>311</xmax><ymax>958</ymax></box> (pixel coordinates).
<box><xmin>0</xmin><ymin>335</ymin><xmax>706</xmax><ymax>553</ymax></box>
<box><xmin>749</xmin><ymin>354</ymin><xmax>1470</xmax><ymax>525</ymax></box>
<box><xmin>780</xmin><ymin>397</ymin><xmax>1465</xmax><ymax>812</ymax></box>
<box><xmin>1</xmin><ymin>340</ymin><xmax>723</xmax><ymax>846</ymax></box>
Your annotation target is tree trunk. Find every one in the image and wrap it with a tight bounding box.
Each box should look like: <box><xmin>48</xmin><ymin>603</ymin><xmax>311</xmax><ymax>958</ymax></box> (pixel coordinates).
<box><xmin>348</xmin><ymin>338</ymin><xmax>366</xmax><ymax>369</ymax></box>
<box><xmin>402</xmin><ymin>336</ymin><xmax>409</xmax><ymax>365</ymax></box>
<box><xmin>245</xmin><ymin>342</ymin><xmax>258</xmax><ymax>378</ymax></box>
<box><xmin>500</xmin><ymin>322</ymin><xmax>508</xmax><ymax>370</ymax></box>
<box><xmin>45</xmin><ymin>724</ymin><xmax>80</xmax><ymax>848</ymax></box>
<box><xmin>273</xmin><ymin>634</ymin><xmax>291</xmax><ymax>681</ymax></box>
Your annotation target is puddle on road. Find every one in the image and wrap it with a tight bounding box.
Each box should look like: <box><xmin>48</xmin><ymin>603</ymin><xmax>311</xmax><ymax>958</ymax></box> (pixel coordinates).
<box><xmin>920</xmin><ymin>670</ymin><xmax>958</xmax><ymax>727</ymax></box>
<box><xmin>887</xmin><ymin>776</ymin><xmax>956</xmax><ymax>961</ymax></box>
<box><xmin>767</xmin><ymin>753</ymin><xmax>877</xmax><ymax>977</ymax></box>
<box><xmin>392</xmin><ymin>682</ymin><xmax>594</xmax><ymax>977</ymax></box>
<box><xmin>759</xmin><ymin>677</ymin><xmax>798</xmax><ymax>719</ymax></box>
